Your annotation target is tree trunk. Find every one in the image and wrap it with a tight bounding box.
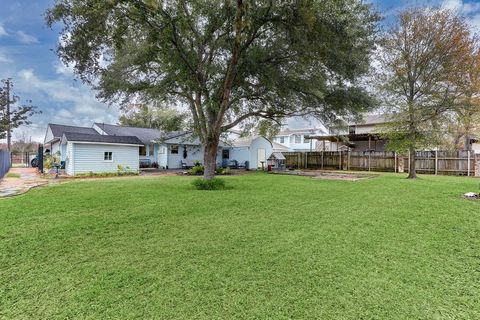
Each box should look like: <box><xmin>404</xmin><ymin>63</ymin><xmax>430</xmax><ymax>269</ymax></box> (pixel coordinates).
<box><xmin>203</xmin><ymin>139</ymin><xmax>219</xmax><ymax>180</ymax></box>
<box><xmin>407</xmin><ymin>146</ymin><xmax>416</xmax><ymax>179</ymax></box>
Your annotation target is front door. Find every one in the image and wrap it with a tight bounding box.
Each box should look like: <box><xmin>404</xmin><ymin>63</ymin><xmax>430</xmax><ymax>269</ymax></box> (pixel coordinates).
<box><xmin>257</xmin><ymin>148</ymin><xmax>266</xmax><ymax>169</ymax></box>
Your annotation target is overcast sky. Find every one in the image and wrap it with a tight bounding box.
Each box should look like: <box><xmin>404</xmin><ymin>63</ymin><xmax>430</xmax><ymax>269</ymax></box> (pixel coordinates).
<box><xmin>0</xmin><ymin>0</ymin><xmax>479</xmax><ymax>142</ymax></box>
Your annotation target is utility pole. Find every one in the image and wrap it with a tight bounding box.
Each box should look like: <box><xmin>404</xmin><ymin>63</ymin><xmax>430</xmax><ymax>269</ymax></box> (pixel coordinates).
<box><xmin>5</xmin><ymin>79</ymin><xmax>11</xmax><ymax>152</ymax></box>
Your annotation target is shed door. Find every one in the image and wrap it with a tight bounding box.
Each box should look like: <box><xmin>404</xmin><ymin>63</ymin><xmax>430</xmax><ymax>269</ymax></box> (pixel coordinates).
<box><xmin>257</xmin><ymin>148</ymin><xmax>266</xmax><ymax>168</ymax></box>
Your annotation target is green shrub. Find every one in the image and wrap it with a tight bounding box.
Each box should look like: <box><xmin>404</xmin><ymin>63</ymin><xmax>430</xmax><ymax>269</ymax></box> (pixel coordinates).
<box><xmin>215</xmin><ymin>167</ymin><xmax>232</xmax><ymax>175</ymax></box>
<box><xmin>192</xmin><ymin>178</ymin><xmax>226</xmax><ymax>190</ymax></box>
<box><xmin>188</xmin><ymin>165</ymin><xmax>205</xmax><ymax>175</ymax></box>
<box><xmin>43</xmin><ymin>151</ymin><xmax>61</xmax><ymax>170</ymax></box>
<box><xmin>75</xmin><ymin>171</ymin><xmax>138</xmax><ymax>178</ymax></box>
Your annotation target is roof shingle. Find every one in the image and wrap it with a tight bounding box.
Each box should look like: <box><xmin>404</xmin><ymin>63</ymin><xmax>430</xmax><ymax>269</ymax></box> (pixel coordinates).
<box><xmin>62</xmin><ymin>132</ymin><xmax>143</xmax><ymax>145</ymax></box>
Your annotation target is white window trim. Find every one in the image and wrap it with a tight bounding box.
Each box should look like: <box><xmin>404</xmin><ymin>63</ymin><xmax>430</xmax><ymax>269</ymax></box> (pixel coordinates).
<box><xmin>104</xmin><ymin>151</ymin><xmax>113</xmax><ymax>162</ymax></box>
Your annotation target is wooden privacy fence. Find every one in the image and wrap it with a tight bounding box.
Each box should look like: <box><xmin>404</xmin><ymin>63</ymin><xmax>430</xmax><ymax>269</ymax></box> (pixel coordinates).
<box><xmin>407</xmin><ymin>151</ymin><xmax>475</xmax><ymax>175</ymax></box>
<box><xmin>283</xmin><ymin>150</ymin><xmax>476</xmax><ymax>176</ymax></box>
<box><xmin>0</xmin><ymin>150</ymin><xmax>11</xmax><ymax>180</ymax></box>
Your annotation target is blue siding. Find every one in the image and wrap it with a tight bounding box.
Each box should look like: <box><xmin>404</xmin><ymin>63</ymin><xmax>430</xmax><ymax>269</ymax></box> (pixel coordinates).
<box><xmin>0</xmin><ymin>150</ymin><xmax>11</xmax><ymax>179</ymax></box>
<box><xmin>70</xmin><ymin>143</ymin><xmax>139</xmax><ymax>175</ymax></box>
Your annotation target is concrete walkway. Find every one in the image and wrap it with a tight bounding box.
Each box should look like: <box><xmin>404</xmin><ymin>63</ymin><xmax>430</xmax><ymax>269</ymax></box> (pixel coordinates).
<box><xmin>0</xmin><ymin>167</ymin><xmax>49</xmax><ymax>198</ymax></box>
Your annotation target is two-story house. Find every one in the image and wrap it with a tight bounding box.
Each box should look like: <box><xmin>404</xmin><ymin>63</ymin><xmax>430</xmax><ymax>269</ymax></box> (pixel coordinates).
<box><xmin>307</xmin><ymin>114</ymin><xmax>389</xmax><ymax>152</ymax></box>
<box><xmin>273</xmin><ymin>128</ymin><xmax>325</xmax><ymax>151</ymax></box>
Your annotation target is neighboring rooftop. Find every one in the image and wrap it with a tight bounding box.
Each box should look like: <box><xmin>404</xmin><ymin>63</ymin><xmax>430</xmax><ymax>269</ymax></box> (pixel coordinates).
<box><xmin>94</xmin><ymin>123</ymin><xmax>186</xmax><ymax>144</ymax></box>
<box><xmin>48</xmin><ymin>124</ymin><xmax>98</xmax><ymax>140</ymax></box>
<box><xmin>62</xmin><ymin>132</ymin><xmax>143</xmax><ymax>145</ymax></box>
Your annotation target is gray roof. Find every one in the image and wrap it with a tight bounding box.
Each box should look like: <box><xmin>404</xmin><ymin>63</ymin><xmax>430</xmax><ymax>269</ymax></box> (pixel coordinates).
<box><xmin>62</xmin><ymin>132</ymin><xmax>143</xmax><ymax>145</ymax></box>
<box><xmin>94</xmin><ymin>123</ymin><xmax>187</xmax><ymax>144</ymax></box>
<box><xmin>48</xmin><ymin>123</ymin><xmax>98</xmax><ymax>138</ymax></box>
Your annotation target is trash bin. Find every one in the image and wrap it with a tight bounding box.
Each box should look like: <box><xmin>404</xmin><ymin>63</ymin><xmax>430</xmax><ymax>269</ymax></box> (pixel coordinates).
<box><xmin>245</xmin><ymin>161</ymin><xmax>249</xmax><ymax>170</ymax></box>
<box><xmin>267</xmin><ymin>165</ymin><xmax>272</xmax><ymax>171</ymax></box>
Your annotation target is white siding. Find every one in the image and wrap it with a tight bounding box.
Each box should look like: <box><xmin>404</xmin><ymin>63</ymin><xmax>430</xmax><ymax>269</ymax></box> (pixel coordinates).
<box><xmin>355</xmin><ymin>124</ymin><xmax>378</xmax><ymax>134</ymax></box>
<box><xmin>472</xmin><ymin>143</ymin><xmax>480</xmax><ymax>154</ymax></box>
<box><xmin>66</xmin><ymin>142</ymin><xmax>74</xmax><ymax>175</ymax></box>
<box><xmin>44</xmin><ymin>126</ymin><xmax>55</xmax><ymax>144</ymax></box>
<box><xmin>71</xmin><ymin>143</ymin><xmax>139</xmax><ymax>175</ymax></box>
<box><xmin>167</xmin><ymin>144</ymin><xmax>204</xmax><ymax>168</ymax></box>
<box><xmin>51</xmin><ymin>141</ymin><xmax>61</xmax><ymax>155</ymax></box>
<box><xmin>158</xmin><ymin>144</ymin><xmax>168</xmax><ymax>168</ymax></box>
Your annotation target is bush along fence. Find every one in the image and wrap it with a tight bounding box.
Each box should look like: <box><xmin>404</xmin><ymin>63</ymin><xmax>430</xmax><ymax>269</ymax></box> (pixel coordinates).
<box><xmin>0</xmin><ymin>150</ymin><xmax>11</xmax><ymax>180</ymax></box>
<box><xmin>283</xmin><ymin>151</ymin><xmax>480</xmax><ymax>176</ymax></box>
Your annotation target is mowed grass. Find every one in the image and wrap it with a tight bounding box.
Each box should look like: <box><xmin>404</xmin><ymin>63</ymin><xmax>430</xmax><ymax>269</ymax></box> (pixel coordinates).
<box><xmin>1</xmin><ymin>173</ymin><xmax>479</xmax><ymax>319</ymax></box>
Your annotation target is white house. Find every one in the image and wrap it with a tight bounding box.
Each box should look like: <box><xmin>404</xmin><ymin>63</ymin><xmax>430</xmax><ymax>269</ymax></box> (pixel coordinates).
<box><xmin>44</xmin><ymin>123</ymin><xmax>286</xmax><ymax>175</ymax></box>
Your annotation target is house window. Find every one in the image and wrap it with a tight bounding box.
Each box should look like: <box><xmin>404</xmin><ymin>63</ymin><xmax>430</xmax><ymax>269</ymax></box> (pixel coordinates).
<box><xmin>158</xmin><ymin>146</ymin><xmax>165</xmax><ymax>154</ymax></box>
<box><xmin>294</xmin><ymin>135</ymin><xmax>301</xmax><ymax>143</ymax></box>
<box><xmin>148</xmin><ymin>144</ymin><xmax>154</xmax><ymax>156</ymax></box>
<box><xmin>349</xmin><ymin>126</ymin><xmax>356</xmax><ymax>135</ymax></box>
<box><xmin>104</xmin><ymin>152</ymin><xmax>113</xmax><ymax>161</ymax></box>
<box><xmin>304</xmin><ymin>136</ymin><xmax>310</xmax><ymax>143</ymax></box>
<box><xmin>139</xmin><ymin>145</ymin><xmax>147</xmax><ymax>156</ymax></box>
<box><xmin>222</xmin><ymin>149</ymin><xmax>230</xmax><ymax>159</ymax></box>
<box><xmin>171</xmin><ymin>145</ymin><xmax>179</xmax><ymax>154</ymax></box>
<box><xmin>280</xmin><ymin>136</ymin><xmax>285</xmax><ymax>143</ymax></box>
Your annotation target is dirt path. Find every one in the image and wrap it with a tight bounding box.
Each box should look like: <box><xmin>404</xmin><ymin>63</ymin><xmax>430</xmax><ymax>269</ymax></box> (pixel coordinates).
<box><xmin>0</xmin><ymin>167</ymin><xmax>49</xmax><ymax>198</ymax></box>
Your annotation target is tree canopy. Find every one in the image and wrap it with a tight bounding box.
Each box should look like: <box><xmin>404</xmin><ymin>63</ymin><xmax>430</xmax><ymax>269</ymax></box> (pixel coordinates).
<box><xmin>0</xmin><ymin>79</ymin><xmax>40</xmax><ymax>151</ymax></box>
<box><xmin>47</xmin><ymin>0</ymin><xmax>379</xmax><ymax>178</ymax></box>
<box><xmin>376</xmin><ymin>8</ymin><xmax>475</xmax><ymax>178</ymax></box>
<box><xmin>118</xmin><ymin>104</ymin><xmax>186</xmax><ymax>132</ymax></box>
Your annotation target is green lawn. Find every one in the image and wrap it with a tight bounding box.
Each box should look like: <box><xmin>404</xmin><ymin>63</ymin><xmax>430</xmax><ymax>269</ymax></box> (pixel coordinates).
<box><xmin>1</xmin><ymin>173</ymin><xmax>479</xmax><ymax>319</ymax></box>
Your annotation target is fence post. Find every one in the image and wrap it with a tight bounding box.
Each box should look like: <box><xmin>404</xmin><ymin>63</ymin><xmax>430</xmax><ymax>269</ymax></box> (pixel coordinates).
<box><xmin>467</xmin><ymin>151</ymin><xmax>471</xmax><ymax>176</ymax></box>
<box><xmin>435</xmin><ymin>150</ymin><xmax>438</xmax><ymax>175</ymax></box>
<box><xmin>347</xmin><ymin>151</ymin><xmax>350</xmax><ymax>171</ymax></box>
<box><xmin>368</xmin><ymin>152</ymin><xmax>371</xmax><ymax>171</ymax></box>
<box><xmin>321</xmin><ymin>151</ymin><xmax>324</xmax><ymax>170</ymax></box>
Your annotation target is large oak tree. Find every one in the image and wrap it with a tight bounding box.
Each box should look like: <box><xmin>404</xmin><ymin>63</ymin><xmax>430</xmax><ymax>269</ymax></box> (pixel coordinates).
<box><xmin>47</xmin><ymin>0</ymin><xmax>379</xmax><ymax>179</ymax></box>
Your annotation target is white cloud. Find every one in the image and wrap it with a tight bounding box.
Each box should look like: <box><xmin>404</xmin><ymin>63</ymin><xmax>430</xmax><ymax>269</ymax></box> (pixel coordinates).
<box><xmin>14</xmin><ymin>68</ymin><xmax>120</xmax><ymax>142</ymax></box>
<box><xmin>16</xmin><ymin>31</ymin><xmax>38</xmax><ymax>44</ymax></box>
<box><xmin>55</xmin><ymin>62</ymin><xmax>74</xmax><ymax>76</ymax></box>
<box><xmin>0</xmin><ymin>24</ymin><xmax>7</xmax><ymax>37</ymax></box>
<box><xmin>0</xmin><ymin>51</ymin><xmax>11</xmax><ymax>63</ymax></box>
<box><xmin>442</xmin><ymin>0</ymin><xmax>480</xmax><ymax>31</ymax></box>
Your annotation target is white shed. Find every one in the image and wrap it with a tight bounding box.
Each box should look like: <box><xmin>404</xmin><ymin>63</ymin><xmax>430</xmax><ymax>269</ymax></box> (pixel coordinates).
<box><xmin>229</xmin><ymin>136</ymin><xmax>289</xmax><ymax>169</ymax></box>
<box><xmin>61</xmin><ymin>133</ymin><xmax>143</xmax><ymax>175</ymax></box>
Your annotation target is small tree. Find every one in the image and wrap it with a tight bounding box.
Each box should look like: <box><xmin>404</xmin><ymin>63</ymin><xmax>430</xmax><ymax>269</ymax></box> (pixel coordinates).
<box><xmin>119</xmin><ymin>104</ymin><xmax>186</xmax><ymax>132</ymax></box>
<box><xmin>0</xmin><ymin>79</ymin><xmax>40</xmax><ymax>151</ymax></box>
<box><xmin>377</xmin><ymin>8</ymin><xmax>474</xmax><ymax>178</ymax></box>
<box><xmin>47</xmin><ymin>0</ymin><xmax>379</xmax><ymax>179</ymax></box>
